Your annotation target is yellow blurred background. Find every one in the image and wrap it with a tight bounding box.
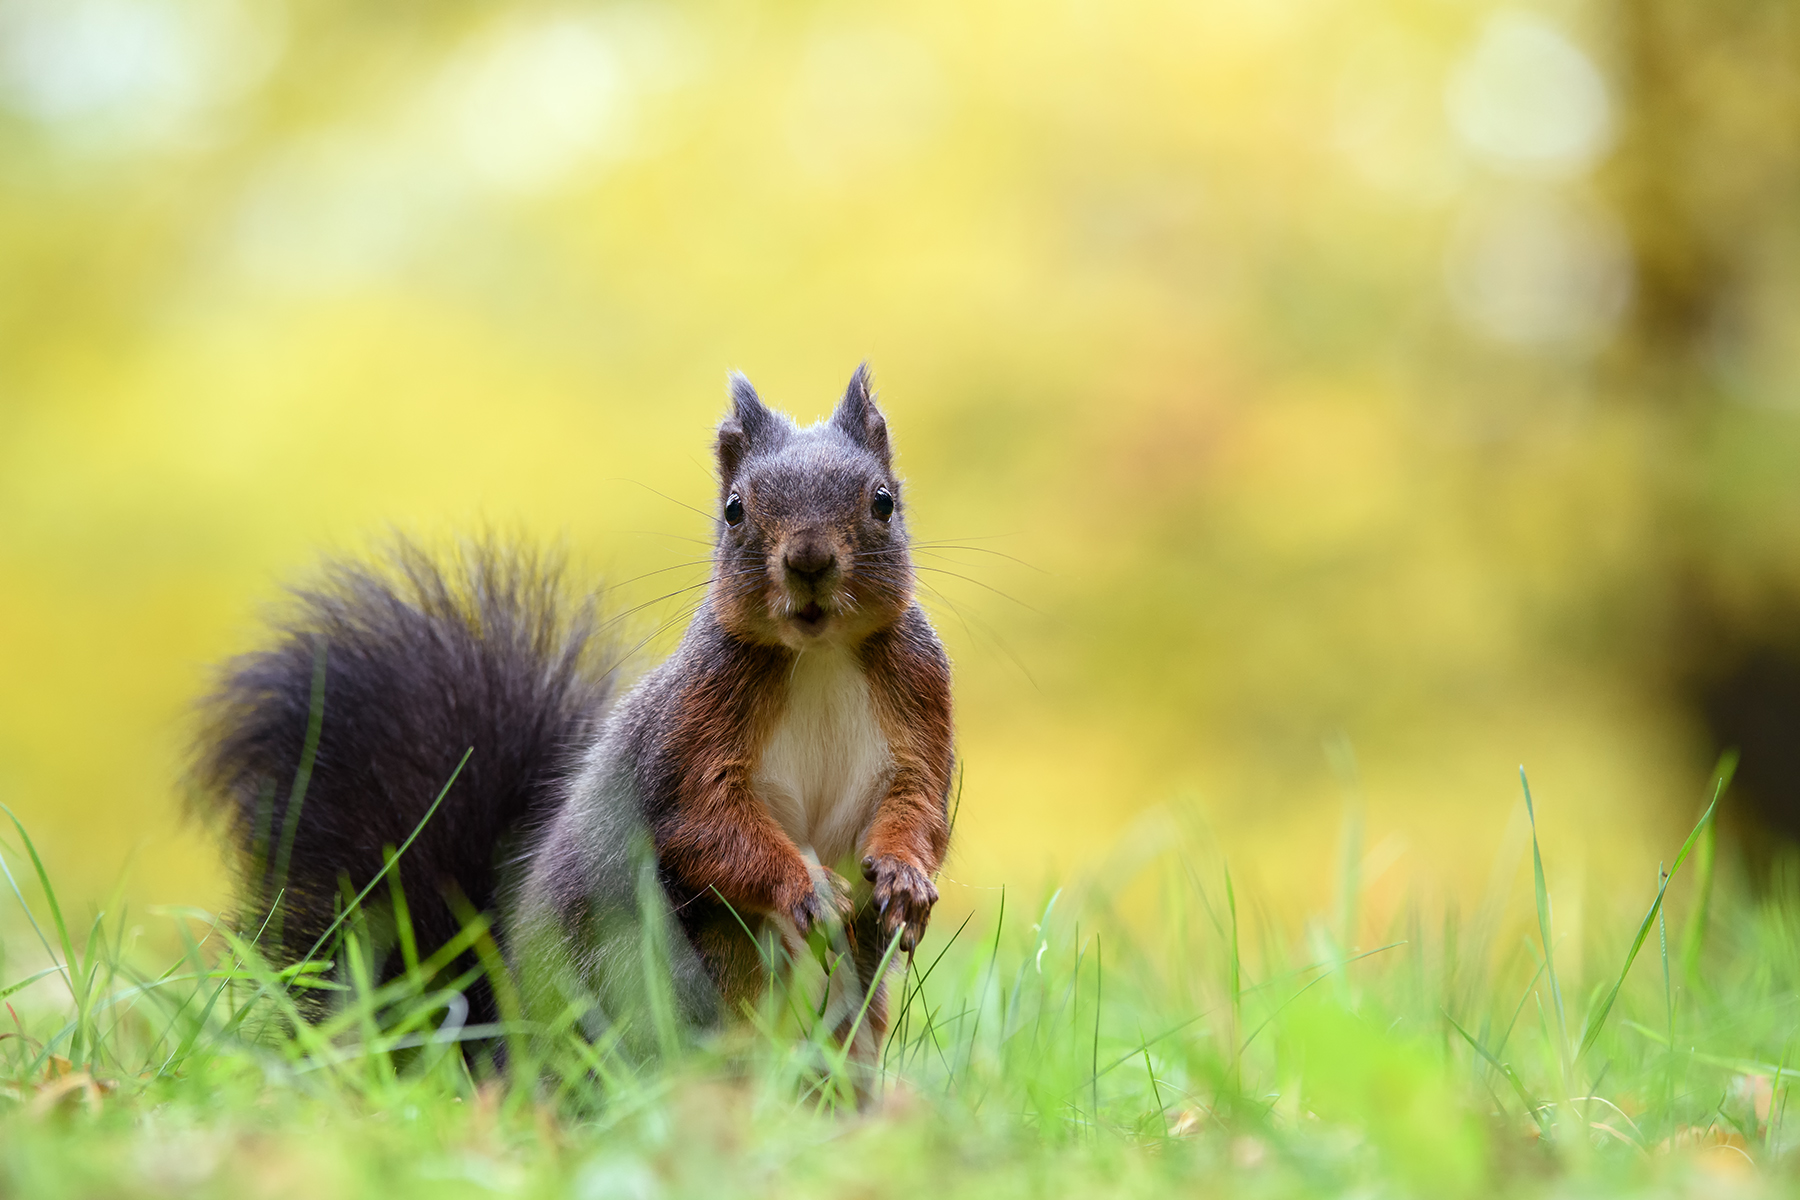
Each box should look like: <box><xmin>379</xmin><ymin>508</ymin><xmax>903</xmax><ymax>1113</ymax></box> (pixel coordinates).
<box><xmin>2</xmin><ymin>0</ymin><xmax>1798</xmax><ymax>935</ymax></box>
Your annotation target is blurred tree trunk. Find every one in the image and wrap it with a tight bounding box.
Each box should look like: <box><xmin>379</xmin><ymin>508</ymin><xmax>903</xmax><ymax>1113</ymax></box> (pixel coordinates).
<box><xmin>1604</xmin><ymin>0</ymin><xmax>1800</xmax><ymax>856</ymax></box>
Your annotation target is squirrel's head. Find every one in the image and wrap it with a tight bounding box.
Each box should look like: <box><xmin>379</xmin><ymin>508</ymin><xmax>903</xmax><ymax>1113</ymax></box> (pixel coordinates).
<box><xmin>710</xmin><ymin>364</ymin><xmax>913</xmax><ymax>650</ymax></box>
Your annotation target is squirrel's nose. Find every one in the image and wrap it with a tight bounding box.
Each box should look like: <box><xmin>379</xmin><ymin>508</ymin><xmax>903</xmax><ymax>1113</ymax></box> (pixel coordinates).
<box><xmin>783</xmin><ymin>541</ymin><xmax>836</xmax><ymax>583</ymax></box>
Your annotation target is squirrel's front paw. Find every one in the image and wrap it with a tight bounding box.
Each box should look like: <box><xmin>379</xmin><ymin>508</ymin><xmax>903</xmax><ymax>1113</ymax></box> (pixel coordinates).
<box><xmin>783</xmin><ymin>865</ymin><xmax>855</xmax><ymax>940</ymax></box>
<box><xmin>860</xmin><ymin>854</ymin><xmax>938</xmax><ymax>952</ymax></box>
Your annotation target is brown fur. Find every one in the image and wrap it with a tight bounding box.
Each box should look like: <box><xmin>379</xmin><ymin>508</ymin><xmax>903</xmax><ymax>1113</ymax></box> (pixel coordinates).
<box><xmin>858</xmin><ymin>611</ymin><xmax>953</xmax><ymax>950</ymax></box>
<box><xmin>653</xmin><ymin>642</ymin><xmax>811</xmax><ymax>919</ymax></box>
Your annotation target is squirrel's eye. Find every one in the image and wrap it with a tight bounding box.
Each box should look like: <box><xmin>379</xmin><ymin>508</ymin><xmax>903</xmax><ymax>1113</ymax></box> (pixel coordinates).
<box><xmin>724</xmin><ymin>492</ymin><xmax>745</xmax><ymax>526</ymax></box>
<box><xmin>871</xmin><ymin>486</ymin><xmax>894</xmax><ymax>522</ymax></box>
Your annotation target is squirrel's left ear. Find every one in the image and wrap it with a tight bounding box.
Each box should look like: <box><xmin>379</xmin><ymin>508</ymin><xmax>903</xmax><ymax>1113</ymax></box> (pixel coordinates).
<box><xmin>831</xmin><ymin>362</ymin><xmax>892</xmax><ymax>468</ymax></box>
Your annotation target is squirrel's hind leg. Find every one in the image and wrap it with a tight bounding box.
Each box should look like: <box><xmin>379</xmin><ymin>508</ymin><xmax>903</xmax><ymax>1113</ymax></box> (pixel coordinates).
<box><xmin>687</xmin><ymin>907</ymin><xmax>778</xmax><ymax>1013</ymax></box>
<box><xmin>685</xmin><ymin>898</ymin><xmax>900</xmax><ymax>1107</ymax></box>
<box><xmin>833</xmin><ymin>904</ymin><xmax>902</xmax><ymax>1098</ymax></box>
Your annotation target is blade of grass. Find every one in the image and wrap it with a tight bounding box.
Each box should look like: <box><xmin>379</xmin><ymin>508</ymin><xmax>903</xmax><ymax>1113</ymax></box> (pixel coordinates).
<box><xmin>1658</xmin><ymin>863</ymin><xmax>1672</xmax><ymax>1049</ymax></box>
<box><xmin>1773</xmin><ymin>1039</ymin><xmax>1795</xmax><ymax>1158</ymax></box>
<box><xmin>1519</xmin><ymin>768</ymin><xmax>1570</xmax><ymax>1086</ymax></box>
<box><xmin>891</xmin><ymin>910</ymin><xmax>973</xmax><ymax>1077</ymax></box>
<box><xmin>1770</xmin><ymin>1039</ymin><xmax>1793</xmax><ymax>1154</ymax></box>
<box><xmin>0</xmin><ymin>806</ymin><xmax>79</xmax><ymax>1008</ymax></box>
<box><xmin>386</xmin><ymin>847</ymin><xmax>420</xmax><ymax>976</ymax></box>
<box><xmin>0</xmin><ymin>964</ymin><xmax>66</xmax><ymax>1003</ymax></box>
<box><xmin>1141</xmin><ymin>1042</ymin><xmax>1166</xmax><ymax>1128</ymax></box>
<box><xmin>1091</xmin><ymin>934</ymin><xmax>1102</xmax><ymax>1127</ymax></box>
<box><xmin>1620</xmin><ymin>1022</ymin><xmax>1800</xmax><ymax>1081</ymax></box>
<box><xmin>295</xmin><ymin>748</ymin><xmax>471</xmax><ymax>969</ymax></box>
<box><xmin>1575</xmin><ymin>760</ymin><xmax>1731</xmax><ymax>1061</ymax></box>
<box><xmin>896</xmin><ymin>921</ymin><xmax>972</xmax><ymax>1079</ymax></box>
<box><xmin>1448</xmin><ymin>1009</ymin><xmax>1551</xmax><ymax>1138</ymax></box>
<box><xmin>1492</xmin><ymin>961</ymin><xmax>1545</xmax><ymax>1059</ymax></box>
<box><xmin>71</xmin><ymin>907</ymin><xmax>107</xmax><ymax>1066</ymax></box>
<box><xmin>815</xmin><ymin>927</ymin><xmax>907</xmax><ymax>1114</ymax></box>
<box><xmin>1239</xmin><ymin>941</ymin><xmax>1406</xmax><ymax>1055</ymax></box>
<box><xmin>1224</xmin><ymin>862</ymin><xmax>1241</xmax><ymax>1093</ymax></box>
<box><xmin>162</xmin><ymin>891</ymin><xmax>288</xmax><ymax>1073</ymax></box>
<box><xmin>961</xmin><ymin>886</ymin><xmax>1004</xmax><ymax>1080</ymax></box>
<box><xmin>269</xmin><ymin>643</ymin><xmax>328</xmax><ymax>947</ymax></box>
<box><xmin>1680</xmin><ymin>751</ymin><xmax>1735</xmax><ymax>990</ymax></box>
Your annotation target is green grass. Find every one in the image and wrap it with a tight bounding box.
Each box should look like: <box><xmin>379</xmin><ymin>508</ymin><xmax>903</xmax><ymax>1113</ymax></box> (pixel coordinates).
<box><xmin>1</xmin><ymin>766</ymin><xmax>1798</xmax><ymax>1199</ymax></box>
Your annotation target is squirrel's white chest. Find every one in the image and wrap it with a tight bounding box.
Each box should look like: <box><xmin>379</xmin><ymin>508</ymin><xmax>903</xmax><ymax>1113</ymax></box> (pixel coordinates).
<box><xmin>752</xmin><ymin>646</ymin><xmax>892</xmax><ymax>867</ymax></box>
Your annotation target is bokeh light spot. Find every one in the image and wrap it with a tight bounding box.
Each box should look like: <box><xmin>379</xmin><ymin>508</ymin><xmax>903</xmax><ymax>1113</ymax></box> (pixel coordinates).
<box><xmin>1446</xmin><ymin>10</ymin><xmax>1611</xmax><ymax>176</ymax></box>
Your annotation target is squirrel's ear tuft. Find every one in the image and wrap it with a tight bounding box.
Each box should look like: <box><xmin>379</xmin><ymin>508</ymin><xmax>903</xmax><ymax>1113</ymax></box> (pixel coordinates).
<box><xmin>831</xmin><ymin>362</ymin><xmax>891</xmax><ymax>468</ymax></box>
<box><xmin>718</xmin><ymin>372</ymin><xmax>781</xmax><ymax>482</ymax></box>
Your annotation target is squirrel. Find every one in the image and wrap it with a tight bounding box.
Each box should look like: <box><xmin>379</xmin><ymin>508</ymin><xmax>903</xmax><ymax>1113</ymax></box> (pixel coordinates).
<box><xmin>193</xmin><ymin>364</ymin><xmax>953</xmax><ymax>1064</ymax></box>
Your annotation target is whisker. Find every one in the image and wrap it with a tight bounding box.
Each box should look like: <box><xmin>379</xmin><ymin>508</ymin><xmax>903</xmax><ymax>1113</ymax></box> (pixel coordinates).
<box><xmin>596</xmin><ymin>596</ymin><xmax>709</xmax><ymax>676</ymax></box>
<box><xmin>593</xmin><ymin>571</ymin><xmax>748</xmax><ymax>635</ymax></box>
<box><xmin>910</xmin><ymin>566</ymin><xmax>1040</xmax><ymax>613</ymax></box>
<box><xmin>911</xmin><ymin>581</ymin><xmax>1041</xmax><ymax>691</ymax></box>
<box><xmin>912</xmin><ymin>580</ymin><xmax>980</xmax><ymax>645</ymax></box>
<box><xmin>913</xmin><ymin>545</ymin><xmax>1048</xmax><ymax>574</ymax></box>
<box><xmin>611</xmin><ymin>478</ymin><xmax>719</xmax><ymax>526</ymax></box>
<box><xmin>598</xmin><ymin>559</ymin><xmax>719</xmax><ymax>595</ymax></box>
<box><xmin>619</xmin><ymin>530</ymin><xmax>718</xmax><ymax>549</ymax></box>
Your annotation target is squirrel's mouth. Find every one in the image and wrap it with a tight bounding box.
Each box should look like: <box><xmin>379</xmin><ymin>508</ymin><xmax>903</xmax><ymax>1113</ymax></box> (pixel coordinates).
<box><xmin>793</xmin><ymin>601</ymin><xmax>827</xmax><ymax>632</ymax></box>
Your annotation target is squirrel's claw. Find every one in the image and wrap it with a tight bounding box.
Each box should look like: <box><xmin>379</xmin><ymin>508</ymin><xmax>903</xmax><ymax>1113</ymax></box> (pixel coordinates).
<box><xmin>788</xmin><ymin>865</ymin><xmax>855</xmax><ymax>942</ymax></box>
<box><xmin>861</xmin><ymin>853</ymin><xmax>938</xmax><ymax>952</ymax></box>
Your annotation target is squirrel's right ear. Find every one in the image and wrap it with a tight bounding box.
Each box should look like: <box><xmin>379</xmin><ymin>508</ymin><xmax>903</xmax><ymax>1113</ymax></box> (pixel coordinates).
<box><xmin>717</xmin><ymin>373</ymin><xmax>781</xmax><ymax>482</ymax></box>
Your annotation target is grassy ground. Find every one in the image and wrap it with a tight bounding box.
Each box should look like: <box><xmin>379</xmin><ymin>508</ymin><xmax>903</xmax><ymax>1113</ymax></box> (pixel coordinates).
<box><xmin>0</xmin><ymin>765</ymin><xmax>1796</xmax><ymax>1199</ymax></box>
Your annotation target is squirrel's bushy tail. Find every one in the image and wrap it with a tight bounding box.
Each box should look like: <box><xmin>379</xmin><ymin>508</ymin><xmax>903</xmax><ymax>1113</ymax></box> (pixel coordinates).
<box><xmin>193</xmin><ymin>537</ymin><xmax>615</xmax><ymax>1016</ymax></box>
